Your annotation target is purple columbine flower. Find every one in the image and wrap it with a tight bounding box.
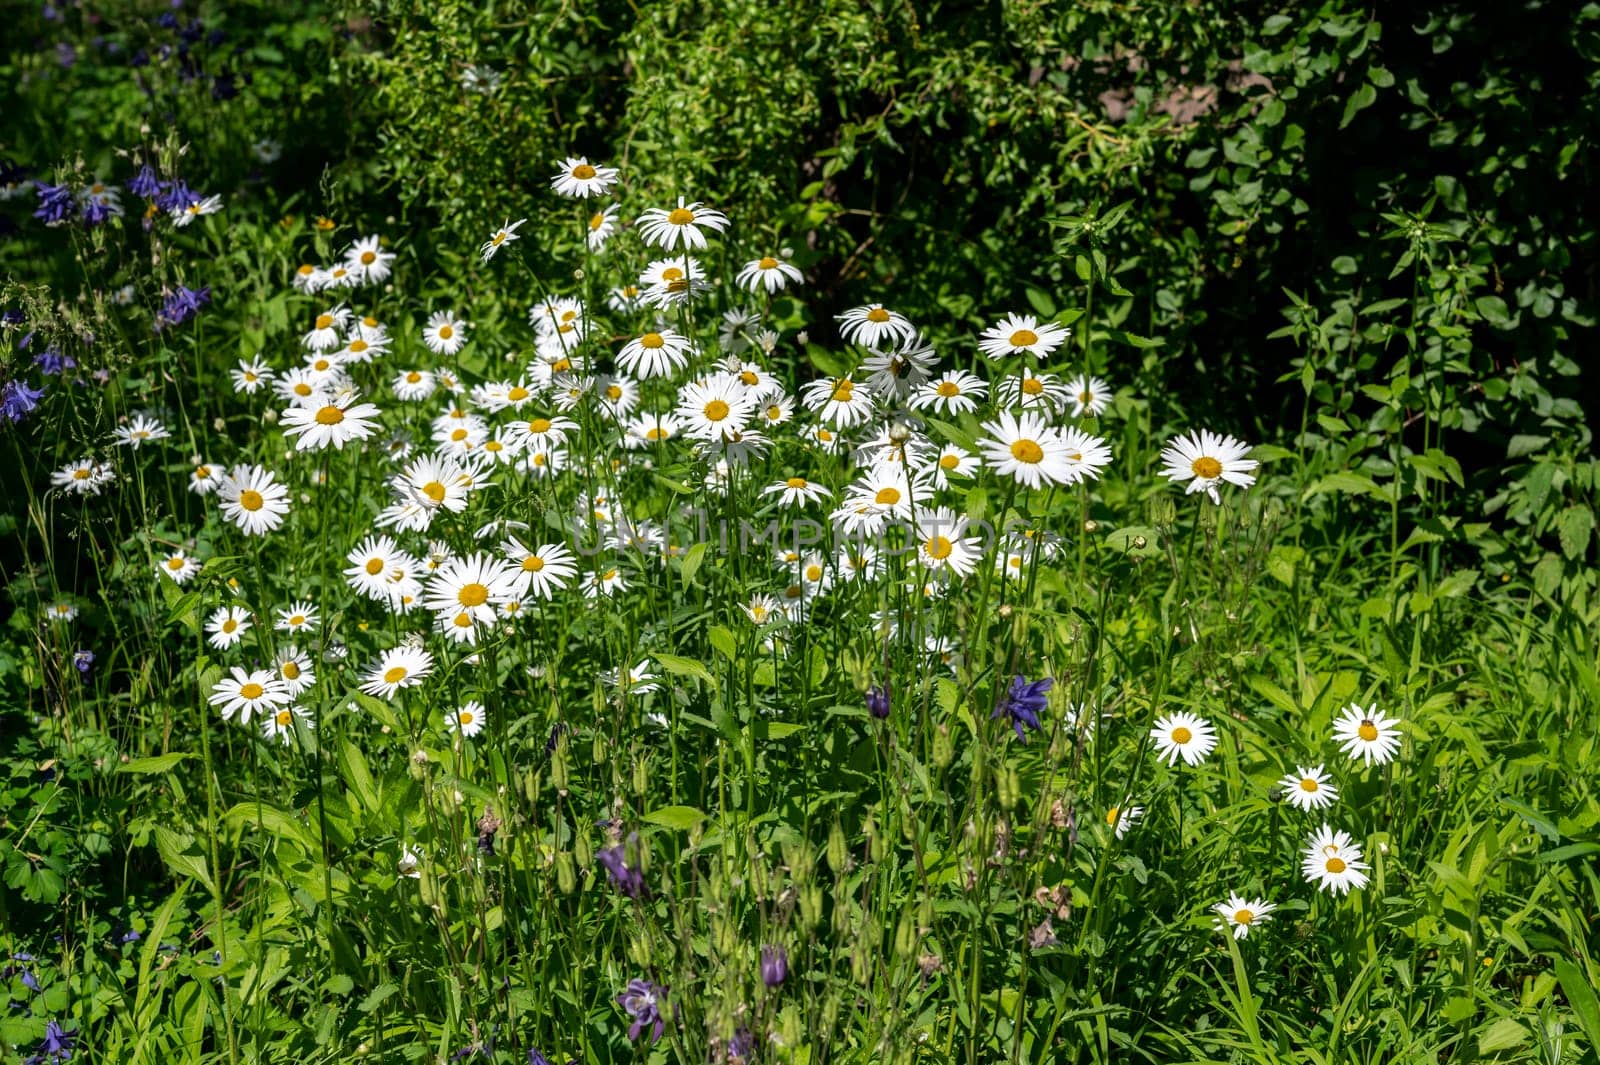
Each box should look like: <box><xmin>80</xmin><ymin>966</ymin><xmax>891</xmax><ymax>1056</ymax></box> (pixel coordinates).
<box><xmin>596</xmin><ymin>843</ymin><xmax>646</xmax><ymax>899</ymax></box>
<box><xmin>866</xmin><ymin>685</ymin><xmax>890</xmax><ymax>720</ymax></box>
<box><xmin>992</xmin><ymin>675</ymin><xmax>1053</xmax><ymax>742</ymax></box>
<box><xmin>25</xmin><ymin>1019</ymin><xmax>74</xmax><ymax>1064</ymax></box>
<box><xmin>760</xmin><ymin>944</ymin><xmax>788</xmax><ymax>988</ymax></box>
<box><xmin>153</xmin><ymin>179</ymin><xmax>194</xmax><ymax>213</ymax></box>
<box><xmin>616</xmin><ymin>979</ymin><xmax>669</xmax><ymax>1043</ymax></box>
<box><xmin>32</xmin><ymin>182</ymin><xmax>75</xmax><ymax>224</ymax></box>
<box><xmin>34</xmin><ymin>349</ymin><xmax>74</xmax><ymax>375</ymax></box>
<box><xmin>4</xmin><ymin>953</ymin><xmax>40</xmax><ymax>993</ymax></box>
<box><xmin>2</xmin><ymin>309</ymin><xmax>24</xmax><ymax>327</ymax></box>
<box><xmin>127</xmin><ymin>164</ymin><xmax>161</xmax><ymax>198</ymax></box>
<box><xmin>725</xmin><ymin>1028</ymin><xmax>756</xmax><ymax>1062</ymax></box>
<box><xmin>155</xmin><ymin>285</ymin><xmax>210</xmax><ymax>330</ymax></box>
<box><xmin>73</xmin><ymin>650</ymin><xmax>94</xmax><ymax>676</ymax></box>
<box><xmin>2</xmin><ymin>380</ymin><xmax>45</xmax><ymax>423</ymax></box>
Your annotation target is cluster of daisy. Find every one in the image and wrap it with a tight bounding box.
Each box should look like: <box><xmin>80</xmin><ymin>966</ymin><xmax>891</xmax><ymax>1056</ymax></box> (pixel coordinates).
<box><xmin>1130</xmin><ymin>702</ymin><xmax>1405</xmax><ymax>937</ymax></box>
<box><xmin>291</xmin><ymin>235</ymin><xmax>397</xmax><ymax>293</ymax></box>
<box><xmin>45</xmin><ymin>149</ymin><xmax>1283</xmax><ymax>760</ymax></box>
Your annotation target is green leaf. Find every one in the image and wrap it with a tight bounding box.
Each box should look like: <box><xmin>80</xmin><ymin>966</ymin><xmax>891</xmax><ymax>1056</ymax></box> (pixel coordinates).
<box><xmin>678</xmin><ymin>541</ymin><xmax>708</xmax><ymax>586</ymax></box>
<box><xmin>1340</xmin><ymin>82</ymin><xmax>1378</xmax><ymax>128</ymax></box>
<box><xmin>1553</xmin><ymin>958</ymin><xmax>1600</xmax><ymax>1056</ymax></box>
<box><xmin>117</xmin><ymin>753</ymin><xmax>192</xmax><ymax>775</ymax></box>
<box><xmin>1556</xmin><ymin>505</ymin><xmax>1594</xmax><ymax>561</ymax></box>
<box><xmin>643</xmin><ymin>805</ymin><xmax>707</xmax><ymax>831</ymax></box>
<box><xmin>1024</xmin><ymin>287</ymin><xmax>1056</xmax><ymax>318</ymax></box>
<box><xmin>154</xmin><ymin>826</ymin><xmax>213</xmax><ymax>891</ymax></box>
<box><xmin>655</xmin><ymin>652</ymin><xmax>717</xmax><ymax>690</ymax></box>
<box><xmin>1477</xmin><ymin>1017</ymin><xmax>1527</xmax><ymax>1054</ymax></box>
<box><xmin>708</xmin><ymin>625</ymin><xmax>737</xmax><ymax>662</ymax></box>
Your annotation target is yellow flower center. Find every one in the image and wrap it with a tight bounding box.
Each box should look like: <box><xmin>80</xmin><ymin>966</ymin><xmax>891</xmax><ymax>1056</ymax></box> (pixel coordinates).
<box><xmin>507</xmin><ymin>386</ymin><xmax>529</xmax><ymax>402</ymax></box>
<box><xmin>758</xmin><ymin>256</ymin><xmax>779</xmax><ymax>270</ymax></box>
<box><xmin>349</xmin><ymin>339</ymin><xmax>368</xmax><ymax>353</ymax></box>
<box><xmin>571</xmin><ymin>164</ymin><xmax>597</xmax><ymax>180</ymax></box>
<box><xmin>238</xmin><ymin>490</ymin><xmax>264</xmax><ymax>512</ymax></box>
<box><xmin>294</xmin><ymin>383</ymin><xmax>313</xmax><ymax>397</ymax></box>
<box><xmin>1326</xmin><ymin>857</ymin><xmax>1347</xmax><ymax>874</ymax></box>
<box><xmin>667</xmin><ymin>207</ymin><xmax>695</xmax><ymax>225</ymax></box>
<box><xmin>831</xmin><ymin>380</ymin><xmax>854</xmax><ymax>402</ymax></box>
<box><xmin>704</xmin><ymin>400</ymin><xmax>730</xmax><ymax>422</ymax></box>
<box><xmin>360</xmin><ymin>251</ymin><xmax>376</xmax><ymax>265</ymax></box>
<box><xmin>406</xmin><ymin>372</ymin><xmax>422</xmax><ymax>384</ymax></box>
<box><xmin>459</xmin><ymin>711</ymin><xmax>475</xmax><ymax>725</ymax></box>
<box><xmin>289</xmin><ymin>615</ymin><xmax>305</xmax><ymax>626</ymax></box>
<box><xmin>1105</xmin><ymin>807</ymin><xmax>1120</xmax><ymax>826</ymax></box>
<box><xmin>1234</xmin><ymin>909</ymin><xmax>1254</xmax><ymax>925</ymax></box>
<box><xmin>422</xmin><ymin>481</ymin><xmax>447</xmax><ymax>503</ymax></box>
<box><xmin>1358</xmin><ymin>721</ymin><xmax>1379</xmax><ymax>742</ymax></box>
<box><xmin>866</xmin><ymin>307</ymin><xmax>890</xmax><ymax>323</ymax></box>
<box><xmin>1171</xmin><ymin>727</ymin><xmax>1193</xmax><ymax>744</ymax></box>
<box><xmin>195</xmin><ymin>465</ymin><xmax>211</xmax><ymax>478</ymax></box>
<box><xmin>281</xmin><ymin>662</ymin><xmax>300</xmax><ymax>680</ymax></box>
<box><xmin>73</xmin><ymin>468</ymin><xmax>90</xmax><ymax>479</ymax></box>
<box><xmin>437</xmin><ymin>325</ymin><xmax>454</xmax><ymax>340</ymax></box>
<box><xmin>451</xmin><ymin>428</ymin><xmax>469</xmax><ymax>442</ymax></box>
<box><xmin>587</xmin><ymin>213</ymin><xmax>605</xmax><ymax>231</ymax></box>
<box><xmin>1009</xmin><ymin>439</ymin><xmax>1044</xmax><ymax>464</ymax></box>
<box><xmin>453</xmin><ymin>613</ymin><xmax>473</xmax><ymax>628</ymax></box>
<box><xmin>315</xmin><ymin>314</ymin><xmax>333</xmax><ymax>330</ymax></box>
<box><xmin>521</xmin><ymin>555</ymin><xmax>546</xmax><ymax>573</ymax></box>
<box><xmin>1191</xmin><ymin>456</ymin><xmax>1223</xmax><ymax>480</ymax></box>
<box><xmin>222</xmin><ymin>619</ymin><xmax>238</xmax><ymax>633</ymax></box>
<box><xmin>874</xmin><ymin>487</ymin><xmax>901</xmax><ymax>506</ymax></box>
<box><xmin>640</xmin><ymin>332</ymin><xmax>665</xmax><ymax>349</ymax></box>
<box><xmin>786</xmin><ymin>477</ymin><xmax>808</xmax><ymax>489</ymax></box>
<box><xmin>1009</xmin><ymin>328</ymin><xmax>1039</xmax><ymax>347</ymax></box>
<box><xmin>383</xmin><ymin>667</ymin><xmax>407</xmax><ymax>684</ymax></box>
<box><xmin>765</xmin><ymin>405</ymin><xmax>782</xmax><ymax>420</ymax></box>
<box><xmin>925</xmin><ymin>536</ymin><xmax>953</xmax><ymax>561</ymax></box>
<box><xmin>365</xmin><ymin>558</ymin><xmax>385</xmax><ymax>575</ymax></box>
<box><xmin>936</xmin><ymin>381</ymin><xmax>960</xmax><ymax>397</ymax></box>
<box><xmin>1079</xmin><ymin>390</ymin><xmax>1094</xmax><ymax>405</ymax></box>
<box><xmin>297</xmin><ymin>264</ymin><xmax>314</xmax><ymax>276</ymax></box>
<box><xmin>606</xmin><ymin>385</ymin><xmax>623</xmax><ymax>401</ymax></box>
<box><xmin>1021</xmin><ymin>377</ymin><xmax>1044</xmax><ymax>395</ymax></box>
<box><xmin>458</xmin><ymin>583</ymin><xmax>489</xmax><ymax>607</ymax></box>
<box><xmin>239</xmin><ymin>683</ymin><xmax>264</xmax><ymax>700</ymax></box>
<box><xmin>275</xmin><ymin>709</ymin><xmax>293</xmax><ymax>726</ymax></box>
<box><xmin>739</xmin><ymin>371</ymin><xmax>759</xmax><ymax>386</ymax></box>
<box><xmin>645</xmin><ymin>427</ymin><xmax>668</xmax><ymax>441</ymax></box>
<box><xmin>167</xmin><ymin>557</ymin><xmax>185</xmax><ymax>570</ymax></box>
<box><xmin>315</xmin><ymin>405</ymin><xmax>344</xmax><ymax>425</ymax></box>
<box><xmin>939</xmin><ymin>454</ymin><xmax>960</xmax><ymax>470</ymax></box>
<box><xmin>1300</xmin><ymin>777</ymin><xmax>1319</xmax><ymax>792</ymax></box>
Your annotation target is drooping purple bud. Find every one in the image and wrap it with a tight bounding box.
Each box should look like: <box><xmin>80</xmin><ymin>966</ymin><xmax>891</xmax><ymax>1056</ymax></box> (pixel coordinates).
<box><xmin>760</xmin><ymin>943</ymin><xmax>788</xmax><ymax>988</ymax></box>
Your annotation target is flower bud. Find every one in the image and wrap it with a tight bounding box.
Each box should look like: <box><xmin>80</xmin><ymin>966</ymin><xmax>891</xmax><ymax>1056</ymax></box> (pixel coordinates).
<box><xmin>760</xmin><ymin>944</ymin><xmax>788</xmax><ymax>988</ymax></box>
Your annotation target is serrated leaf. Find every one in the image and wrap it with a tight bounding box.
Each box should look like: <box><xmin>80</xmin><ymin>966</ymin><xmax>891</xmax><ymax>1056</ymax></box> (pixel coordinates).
<box><xmin>1556</xmin><ymin>505</ymin><xmax>1594</xmax><ymax>560</ymax></box>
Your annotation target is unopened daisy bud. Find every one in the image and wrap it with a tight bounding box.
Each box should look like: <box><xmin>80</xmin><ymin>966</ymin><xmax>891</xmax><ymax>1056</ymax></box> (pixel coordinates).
<box><xmin>1133</xmin><ymin>535</ymin><xmax>1147</xmax><ymax>550</ymax></box>
<box><xmin>796</xmin><ymin>330</ymin><xmax>809</xmax><ymax>346</ymax></box>
<box><xmin>933</xmin><ymin>723</ymin><xmax>954</xmax><ymax>769</ymax></box>
<box><xmin>1083</xmin><ymin>519</ymin><xmax>1098</xmax><ymax>533</ymax></box>
<box><xmin>211</xmin><ymin>417</ymin><xmax>224</xmax><ymax>432</ymax></box>
<box><xmin>262</xmin><ymin>409</ymin><xmax>278</xmax><ymax>424</ymax></box>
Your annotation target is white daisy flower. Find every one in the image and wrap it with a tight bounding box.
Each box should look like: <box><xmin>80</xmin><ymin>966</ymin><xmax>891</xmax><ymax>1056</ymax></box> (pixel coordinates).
<box><xmin>1213</xmin><ymin>894</ymin><xmax>1276</xmax><ymax>940</ymax></box>
<box><xmin>1301</xmin><ymin>824</ymin><xmax>1371</xmax><ymax>895</ymax></box>
<box><xmin>209</xmin><ymin>667</ymin><xmax>291</xmax><ymax>725</ymax></box>
<box><xmin>1159</xmin><ymin>430</ymin><xmax>1259</xmax><ymax>504</ymax></box>
<box><xmin>1279</xmin><ymin>764</ymin><xmax>1339</xmax><ymax>811</ymax></box>
<box><xmin>743</xmin><ymin>594</ymin><xmax>784</xmax><ymax>626</ymax></box>
<box><xmin>623</xmin><ymin>412</ymin><xmax>681</xmax><ymax>449</ymax></box>
<box><xmin>112</xmin><ymin>414</ymin><xmax>171</xmax><ymax>449</ymax></box>
<box><xmin>424</xmin><ymin>552</ymin><xmax>520</xmax><ymax>631</ymax></box>
<box><xmin>448</xmin><ymin>700</ymin><xmax>487</xmax><ymax>737</ymax></box>
<box><xmin>550</xmin><ymin>156</ymin><xmax>619</xmax><ymax>198</ymax></box>
<box><xmin>393</xmin><ymin>369</ymin><xmax>437</xmax><ymax>402</ymax></box>
<box><xmin>479</xmin><ymin>218</ymin><xmax>526</xmax><ymax>263</ymax></box>
<box><xmin>911</xmin><ymin>370</ymin><xmax>988</xmax><ymax>415</ymax></box>
<box><xmin>171</xmin><ymin>193</ymin><xmax>224</xmax><ymax>227</ymax></box>
<box><xmin>500</xmin><ymin>539</ymin><xmax>578</xmax><ymax>600</ymax></box>
<box><xmin>291</xmin><ymin>263</ymin><xmax>328</xmax><ymax>293</ymax></box>
<box><xmin>230</xmin><ymin>356</ymin><xmax>274</xmax><ymax>394</ymax></box>
<box><xmin>281</xmin><ymin>389</ymin><xmax>382</xmax><ymax>451</ymax></box>
<box><xmin>275</xmin><ymin>601</ymin><xmax>318</xmax><ymax>633</ymax></box>
<box><xmin>1332</xmin><ymin>703</ymin><xmax>1403</xmax><ymax>766</ymax></box>
<box><xmin>603</xmin><ymin>659</ymin><xmax>659</xmax><ymax>695</ymax></box>
<box><xmin>50</xmin><ymin>457</ymin><xmax>115</xmax><ymax>496</ymax></box>
<box><xmin>302</xmin><ymin>305</ymin><xmax>351</xmax><ymax>352</ymax></box>
<box><xmin>926</xmin><ymin>445</ymin><xmax>981</xmax><ymax>489</ymax></box>
<box><xmin>995</xmin><ymin>370</ymin><xmax>1071</xmax><ymax>413</ymax></box>
<box><xmin>1149</xmin><ymin>711</ymin><xmax>1217</xmax><ymax>767</ymax></box>
<box><xmin>860</xmin><ymin>335</ymin><xmax>937</xmax><ymax>399</ymax></box>
<box><xmin>799</xmin><ymin>375</ymin><xmax>876</xmax><ymax>429</ymax></box>
<box><xmin>274</xmin><ymin>645</ymin><xmax>316</xmax><ymax>698</ymax></box>
<box><xmin>1066</xmin><ymin>374</ymin><xmax>1112</xmax><ymax>417</ymax></box>
<box><xmin>218</xmin><ymin>465</ymin><xmax>290</xmax><ymax>536</ymax></box>
<box><xmin>617</xmin><ymin>329</ymin><xmax>696</xmax><ymax>380</ymax></box>
<box><xmin>260</xmin><ymin>704</ymin><xmax>311</xmax><ymax>744</ymax></box>
<box><xmin>187</xmin><ymin>462</ymin><xmax>225</xmax><ymax>496</ymax></box>
<box><xmin>580</xmin><ymin>565</ymin><xmax>628</xmax><ymax>599</ymax></box>
<box><xmin>205</xmin><ymin>605</ymin><xmax>252</xmax><ymax>650</ymax></box>
<box><xmin>1106</xmin><ymin>803</ymin><xmax>1143</xmax><ymax>839</ymax></box>
<box><xmin>977</xmin><ymin>312</ymin><xmax>1071</xmax><ymax>360</ymax></box>
<box><xmin>836</xmin><ymin>303</ymin><xmax>915</xmax><ymax>349</ymax></box>
<box><xmin>586</xmin><ymin>204</ymin><xmax>619</xmax><ymax>251</ymax></box>
<box><xmin>344</xmin><ymin>235</ymin><xmax>395</xmax><ymax>283</ymax></box>
<box><xmin>344</xmin><ymin>535</ymin><xmax>418</xmax><ymax>603</ymax></box>
<box><xmin>676</xmin><ymin>374</ymin><xmax>755</xmax><ymax>441</ymax></box>
<box><xmin>762</xmin><ymin>475</ymin><xmax>832</xmax><ymax>509</ymax></box>
<box><xmin>912</xmin><ymin>506</ymin><xmax>983</xmax><ymax>578</ymax></box>
<box><xmin>157</xmin><ymin>550</ymin><xmax>201</xmax><ymax>584</ymax></box>
<box><xmin>737</xmin><ymin>255</ymin><xmax>803</xmax><ymax>294</ymax></box>
<box><xmin>359</xmin><ymin>646</ymin><xmax>435</xmax><ymax>700</ymax></box>
<box><xmin>422</xmin><ymin>311</ymin><xmax>468</xmax><ymax>356</ymax></box>
<box><xmin>978</xmin><ymin>411</ymin><xmax>1074</xmax><ymax>490</ymax></box>
<box><xmin>636</xmin><ymin>197</ymin><xmax>729</xmax><ymax>250</ymax></box>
